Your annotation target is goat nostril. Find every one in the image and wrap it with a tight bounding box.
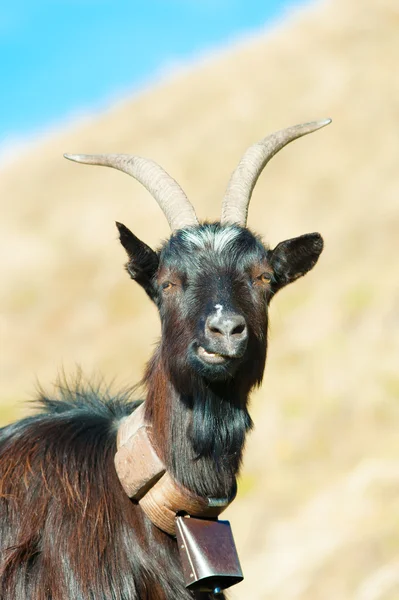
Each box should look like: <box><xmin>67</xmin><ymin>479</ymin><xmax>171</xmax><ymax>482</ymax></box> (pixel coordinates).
<box><xmin>209</xmin><ymin>326</ymin><xmax>222</xmax><ymax>335</ymax></box>
<box><xmin>205</xmin><ymin>314</ymin><xmax>247</xmax><ymax>340</ymax></box>
<box><xmin>232</xmin><ymin>323</ymin><xmax>246</xmax><ymax>336</ymax></box>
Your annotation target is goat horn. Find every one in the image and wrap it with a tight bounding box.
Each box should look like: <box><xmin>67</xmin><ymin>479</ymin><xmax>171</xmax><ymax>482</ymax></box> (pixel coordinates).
<box><xmin>64</xmin><ymin>154</ymin><xmax>199</xmax><ymax>231</ymax></box>
<box><xmin>221</xmin><ymin>119</ymin><xmax>332</xmax><ymax>226</ymax></box>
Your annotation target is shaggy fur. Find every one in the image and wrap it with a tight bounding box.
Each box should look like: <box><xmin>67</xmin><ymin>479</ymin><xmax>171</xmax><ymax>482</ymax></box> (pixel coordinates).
<box><xmin>0</xmin><ymin>382</ymin><xmax>216</xmax><ymax>600</ymax></box>
<box><xmin>0</xmin><ymin>222</ymin><xmax>323</xmax><ymax>599</ymax></box>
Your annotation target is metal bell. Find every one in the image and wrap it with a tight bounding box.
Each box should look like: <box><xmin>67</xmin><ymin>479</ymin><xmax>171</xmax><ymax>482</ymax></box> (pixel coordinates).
<box><xmin>176</xmin><ymin>516</ymin><xmax>244</xmax><ymax>593</ymax></box>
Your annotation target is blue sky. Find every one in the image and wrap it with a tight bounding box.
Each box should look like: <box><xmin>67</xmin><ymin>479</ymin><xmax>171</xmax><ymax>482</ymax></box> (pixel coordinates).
<box><xmin>1</xmin><ymin>1</ymin><xmax>306</xmax><ymax>145</ymax></box>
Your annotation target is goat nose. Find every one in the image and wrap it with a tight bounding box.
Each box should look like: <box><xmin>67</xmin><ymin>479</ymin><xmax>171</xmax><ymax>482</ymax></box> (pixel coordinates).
<box><xmin>205</xmin><ymin>313</ymin><xmax>247</xmax><ymax>341</ymax></box>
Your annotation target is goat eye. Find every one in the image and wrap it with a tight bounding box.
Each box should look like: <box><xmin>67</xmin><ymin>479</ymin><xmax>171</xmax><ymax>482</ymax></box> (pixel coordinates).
<box><xmin>258</xmin><ymin>273</ymin><xmax>272</xmax><ymax>284</ymax></box>
<box><xmin>161</xmin><ymin>281</ymin><xmax>174</xmax><ymax>291</ymax></box>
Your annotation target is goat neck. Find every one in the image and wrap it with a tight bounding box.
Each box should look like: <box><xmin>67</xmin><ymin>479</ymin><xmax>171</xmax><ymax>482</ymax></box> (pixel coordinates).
<box><xmin>143</xmin><ymin>349</ymin><xmax>253</xmax><ymax>501</ymax></box>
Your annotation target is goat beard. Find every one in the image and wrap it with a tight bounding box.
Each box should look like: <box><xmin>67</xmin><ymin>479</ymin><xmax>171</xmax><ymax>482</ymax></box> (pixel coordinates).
<box><xmin>166</xmin><ymin>360</ymin><xmax>258</xmax><ymax>463</ymax></box>
<box><xmin>188</xmin><ymin>386</ymin><xmax>253</xmax><ymax>462</ymax></box>
<box><xmin>166</xmin><ymin>377</ymin><xmax>254</xmax><ymax>499</ymax></box>
<box><xmin>147</xmin><ymin>336</ymin><xmax>267</xmax><ymax>498</ymax></box>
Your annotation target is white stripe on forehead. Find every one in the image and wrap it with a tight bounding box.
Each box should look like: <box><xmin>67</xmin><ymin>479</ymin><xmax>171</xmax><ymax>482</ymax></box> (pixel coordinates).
<box><xmin>181</xmin><ymin>226</ymin><xmax>240</xmax><ymax>252</ymax></box>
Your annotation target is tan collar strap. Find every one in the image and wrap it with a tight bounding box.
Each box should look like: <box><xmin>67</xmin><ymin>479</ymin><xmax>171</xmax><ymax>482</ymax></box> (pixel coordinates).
<box><xmin>115</xmin><ymin>403</ymin><xmax>235</xmax><ymax>536</ymax></box>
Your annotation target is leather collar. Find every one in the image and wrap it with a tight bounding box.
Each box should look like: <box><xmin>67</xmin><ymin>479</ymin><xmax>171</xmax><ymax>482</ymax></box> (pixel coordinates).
<box><xmin>115</xmin><ymin>403</ymin><xmax>235</xmax><ymax>535</ymax></box>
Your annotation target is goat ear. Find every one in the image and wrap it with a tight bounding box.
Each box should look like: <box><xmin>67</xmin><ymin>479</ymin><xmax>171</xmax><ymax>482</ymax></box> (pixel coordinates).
<box><xmin>269</xmin><ymin>233</ymin><xmax>323</xmax><ymax>292</ymax></box>
<box><xmin>116</xmin><ymin>222</ymin><xmax>159</xmax><ymax>302</ymax></box>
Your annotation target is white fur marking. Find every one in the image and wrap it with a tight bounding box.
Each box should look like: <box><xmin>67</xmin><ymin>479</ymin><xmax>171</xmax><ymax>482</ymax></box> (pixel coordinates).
<box><xmin>182</xmin><ymin>227</ymin><xmax>240</xmax><ymax>253</ymax></box>
<box><xmin>215</xmin><ymin>304</ymin><xmax>223</xmax><ymax>316</ymax></box>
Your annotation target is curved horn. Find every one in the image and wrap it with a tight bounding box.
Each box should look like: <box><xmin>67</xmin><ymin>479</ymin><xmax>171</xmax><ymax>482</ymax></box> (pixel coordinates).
<box><xmin>64</xmin><ymin>154</ymin><xmax>199</xmax><ymax>231</ymax></box>
<box><xmin>221</xmin><ymin>119</ymin><xmax>332</xmax><ymax>226</ymax></box>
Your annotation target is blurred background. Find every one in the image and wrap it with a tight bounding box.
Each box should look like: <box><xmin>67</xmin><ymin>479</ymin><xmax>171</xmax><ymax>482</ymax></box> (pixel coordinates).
<box><xmin>1</xmin><ymin>0</ymin><xmax>399</xmax><ymax>598</ymax></box>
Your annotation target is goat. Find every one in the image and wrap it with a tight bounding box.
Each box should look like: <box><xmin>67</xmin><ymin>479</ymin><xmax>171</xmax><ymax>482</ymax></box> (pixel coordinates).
<box><xmin>0</xmin><ymin>119</ymin><xmax>330</xmax><ymax>599</ymax></box>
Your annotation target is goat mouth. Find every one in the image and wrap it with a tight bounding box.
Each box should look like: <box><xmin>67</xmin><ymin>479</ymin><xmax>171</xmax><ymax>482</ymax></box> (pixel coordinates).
<box><xmin>196</xmin><ymin>346</ymin><xmax>231</xmax><ymax>365</ymax></box>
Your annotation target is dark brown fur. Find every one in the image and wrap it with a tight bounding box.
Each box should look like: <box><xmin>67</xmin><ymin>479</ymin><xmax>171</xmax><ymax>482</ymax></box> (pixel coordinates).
<box><xmin>0</xmin><ymin>222</ymin><xmax>323</xmax><ymax>599</ymax></box>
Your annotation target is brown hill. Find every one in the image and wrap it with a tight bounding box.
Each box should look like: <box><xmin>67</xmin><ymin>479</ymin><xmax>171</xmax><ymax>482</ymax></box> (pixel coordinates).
<box><xmin>1</xmin><ymin>0</ymin><xmax>399</xmax><ymax>597</ymax></box>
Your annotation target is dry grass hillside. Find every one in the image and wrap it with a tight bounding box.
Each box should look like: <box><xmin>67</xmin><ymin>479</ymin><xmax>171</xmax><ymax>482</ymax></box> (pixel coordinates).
<box><xmin>1</xmin><ymin>0</ymin><xmax>399</xmax><ymax>597</ymax></box>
